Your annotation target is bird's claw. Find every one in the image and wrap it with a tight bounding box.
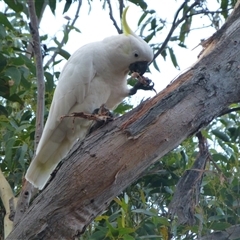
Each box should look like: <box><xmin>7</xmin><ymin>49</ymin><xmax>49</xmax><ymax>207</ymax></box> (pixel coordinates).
<box><xmin>92</xmin><ymin>104</ymin><xmax>114</xmax><ymax>122</ymax></box>
<box><xmin>129</xmin><ymin>72</ymin><xmax>156</xmax><ymax>95</ymax></box>
<box><xmin>88</xmin><ymin>105</ymin><xmax>114</xmax><ymax>134</ymax></box>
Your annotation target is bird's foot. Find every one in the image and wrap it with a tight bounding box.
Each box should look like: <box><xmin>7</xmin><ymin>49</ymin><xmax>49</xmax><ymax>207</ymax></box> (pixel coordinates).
<box><xmin>129</xmin><ymin>72</ymin><xmax>156</xmax><ymax>96</ymax></box>
<box><xmin>61</xmin><ymin>105</ymin><xmax>113</xmax><ymax>122</ymax></box>
<box><xmin>92</xmin><ymin>104</ymin><xmax>114</xmax><ymax>121</ymax></box>
<box><xmin>88</xmin><ymin>104</ymin><xmax>114</xmax><ymax>134</ymax></box>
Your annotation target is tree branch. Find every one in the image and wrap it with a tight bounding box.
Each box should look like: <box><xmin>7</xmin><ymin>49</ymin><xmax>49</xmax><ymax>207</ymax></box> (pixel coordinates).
<box><xmin>44</xmin><ymin>0</ymin><xmax>82</xmax><ymax>68</ymax></box>
<box><xmin>150</xmin><ymin>0</ymin><xmax>201</xmax><ymax>64</ymax></box>
<box><xmin>25</xmin><ymin>1</ymin><xmax>48</xmax><ymax>59</ymax></box>
<box><xmin>168</xmin><ymin>132</ymin><xmax>208</xmax><ymax>225</ymax></box>
<box><xmin>119</xmin><ymin>0</ymin><xmax>124</xmax><ymax>22</ymax></box>
<box><xmin>6</xmin><ymin>1</ymin><xmax>240</xmax><ymax>237</ymax></box>
<box><xmin>13</xmin><ymin>0</ymin><xmax>45</xmax><ymax>227</ymax></box>
<box><xmin>106</xmin><ymin>0</ymin><xmax>122</xmax><ymax>34</ymax></box>
<box><xmin>27</xmin><ymin>0</ymin><xmax>45</xmax><ymax>150</ymax></box>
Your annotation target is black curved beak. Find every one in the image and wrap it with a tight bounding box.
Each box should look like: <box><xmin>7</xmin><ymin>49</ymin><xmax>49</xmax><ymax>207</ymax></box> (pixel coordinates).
<box><xmin>129</xmin><ymin>61</ymin><xmax>149</xmax><ymax>76</ymax></box>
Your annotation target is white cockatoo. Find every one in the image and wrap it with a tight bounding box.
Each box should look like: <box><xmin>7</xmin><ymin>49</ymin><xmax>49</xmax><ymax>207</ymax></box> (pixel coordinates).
<box><xmin>25</xmin><ymin>7</ymin><xmax>153</xmax><ymax>190</ymax></box>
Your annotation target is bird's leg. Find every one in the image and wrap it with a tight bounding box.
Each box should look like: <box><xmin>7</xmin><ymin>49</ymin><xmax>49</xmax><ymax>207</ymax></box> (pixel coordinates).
<box><xmin>129</xmin><ymin>72</ymin><xmax>156</xmax><ymax>96</ymax></box>
<box><xmin>88</xmin><ymin>104</ymin><xmax>114</xmax><ymax>134</ymax></box>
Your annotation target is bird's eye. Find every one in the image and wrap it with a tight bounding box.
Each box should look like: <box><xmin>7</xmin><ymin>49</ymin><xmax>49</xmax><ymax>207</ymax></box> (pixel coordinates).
<box><xmin>134</xmin><ymin>52</ymin><xmax>139</xmax><ymax>57</ymax></box>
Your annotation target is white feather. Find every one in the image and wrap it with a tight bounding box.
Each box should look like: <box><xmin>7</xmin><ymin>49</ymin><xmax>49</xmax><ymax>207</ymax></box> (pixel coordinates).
<box><xmin>25</xmin><ymin>33</ymin><xmax>153</xmax><ymax>190</ymax></box>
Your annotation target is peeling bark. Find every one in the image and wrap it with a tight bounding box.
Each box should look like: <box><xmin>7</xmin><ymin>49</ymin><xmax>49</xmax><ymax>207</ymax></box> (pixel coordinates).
<box><xmin>7</xmin><ymin>2</ymin><xmax>240</xmax><ymax>239</ymax></box>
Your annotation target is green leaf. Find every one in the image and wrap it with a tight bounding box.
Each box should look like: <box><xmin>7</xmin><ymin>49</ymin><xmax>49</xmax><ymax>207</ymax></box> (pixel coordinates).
<box><xmin>153</xmin><ymin>59</ymin><xmax>160</xmax><ymax>72</ymax></box>
<box><xmin>3</xmin><ymin>0</ymin><xmax>23</xmax><ymax>13</ymax></box>
<box><xmin>5</xmin><ymin>67</ymin><xmax>21</xmax><ymax>82</ymax></box>
<box><xmin>89</xmin><ymin>229</ymin><xmax>107</xmax><ymax>240</ymax></box>
<box><xmin>18</xmin><ymin>143</ymin><xmax>28</xmax><ymax>169</ymax></box>
<box><xmin>45</xmin><ymin>72</ymin><xmax>54</xmax><ymax>93</ymax></box>
<box><xmin>138</xmin><ymin>11</ymin><xmax>148</xmax><ymax>26</ymax></box>
<box><xmin>212</xmin><ymin>129</ymin><xmax>230</xmax><ymax>142</ymax></box>
<box><xmin>63</xmin><ymin>28</ymin><xmax>69</xmax><ymax>44</ymax></box>
<box><xmin>151</xmin><ymin>18</ymin><xmax>156</xmax><ymax>30</ymax></box>
<box><xmin>127</xmin><ymin>77</ymin><xmax>137</xmax><ymax>87</ymax></box>
<box><xmin>140</xmin><ymin>16</ymin><xmax>152</xmax><ymax>36</ymax></box>
<box><xmin>221</xmin><ymin>0</ymin><xmax>228</xmax><ymax>19</ymax></box>
<box><xmin>144</xmin><ymin>32</ymin><xmax>155</xmax><ymax>42</ymax></box>
<box><xmin>20</xmin><ymin>55</ymin><xmax>36</xmax><ymax>75</ymax></box>
<box><xmin>4</xmin><ymin>67</ymin><xmax>21</xmax><ymax>95</ymax></box>
<box><xmin>40</xmin><ymin>34</ymin><xmax>48</xmax><ymax>41</ymax></box>
<box><xmin>9</xmin><ymin>56</ymin><xmax>25</xmax><ymax>66</ymax></box>
<box><xmin>128</xmin><ymin>0</ymin><xmax>148</xmax><ymax>9</ymax></box>
<box><xmin>69</xmin><ymin>25</ymin><xmax>81</xmax><ymax>33</ymax></box>
<box><xmin>5</xmin><ymin>93</ymin><xmax>24</xmax><ymax>104</ymax></box>
<box><xmin>35</xmin><ymin>0</ymin><xmax>46</xmax><ymax>19</ymax></box>
<box><xmin>123</xmin><ymin>235</ymin><xmax>135</xmax><ymax>240</ymax></box>
<box><xmin>160</xmin><ymin>49</ymin><xmax>167</xmax><ymax>60</ymax></box>
<box><xmin>212</xmin><ymin>153</ymin><xmax>228</xmax><ymax>163</ymax></box>
<box><xmin>118</xmin><ymin>227</ymin><xmax>135</xmax><ymax>235</ymax></box>
<box><xmin>5</xmin><ymin>137</ymin><xmax>15</xmax><ymax>166</ymax></box>
<box><xmin>132</xmin><ymin>209</ymin><xmax>157</xmax><ymax>216</ymax></box>
<box><xmin>0</xmin><ymin>25</ymin><xmax>6</xmax><ymax>38</ymax></box>
<box><xmin>63</xmin><ymin>0</ymin><xmax>72</xmax><ymax>14</ymax></box>
<box><xmin>0</xmin><ymin>53</ymin><xmax>7</xmax><ymax>72</ymax></box>
<box><xmin>21</xmin><ymin>110</ymin><xmax>32</xmax><ymax>121</ymax></box>
<box><xmin>156</xmin><ymin>217</ymin><xmax>170</xmax><ymax>226</ymax></box>
<box><xmin>210</xmin><ymin>222</ymin><xmax>231</xmax><ymax>231</ymax></box>
<box><xmin>0</xmin><ymin>12</ymin><xmax>14</xmax><ymax>30</ymax></box>
<box><xmin>0</xmin><ymin>105</ymin><xmax>8</xmax><ymax>116</ymax></box>
<box><xmin>49</xmin><ymin>0</ymin><xmax>56</xmax><ymax>15</ymax></box>
<box><xmin>114</xmin><ymin>102</ymin><xmax>133</xmax><ymax>115</ymax></box>
<box><xmin>168</xmin><ymin>47</ymin><xmax>179</xmax><ymax>69</ymax></box>
<box><xmin>58</xmin><ymin>49</ymin><xmax>71</xmax><ymax>60</ymax></box>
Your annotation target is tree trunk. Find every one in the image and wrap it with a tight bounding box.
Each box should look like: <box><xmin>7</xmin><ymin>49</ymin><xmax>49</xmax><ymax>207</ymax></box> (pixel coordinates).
<box><xmin>7</xmin><ymin>2</ymin><xmax>240</xmax><ymax>239</ymax></box>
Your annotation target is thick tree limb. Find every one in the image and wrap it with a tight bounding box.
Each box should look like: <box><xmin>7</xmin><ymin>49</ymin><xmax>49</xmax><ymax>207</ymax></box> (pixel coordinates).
<box><xmin>7</xmin><ymin>1</ymin><xmax>240</xmax><ymax>239</ymax></box>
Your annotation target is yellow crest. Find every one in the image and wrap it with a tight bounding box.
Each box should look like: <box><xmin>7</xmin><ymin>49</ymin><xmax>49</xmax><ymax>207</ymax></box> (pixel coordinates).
<box><xmin>122</xmin><ymin>7</ymin><xmax>132</xmax><ymax>36</ymax></box>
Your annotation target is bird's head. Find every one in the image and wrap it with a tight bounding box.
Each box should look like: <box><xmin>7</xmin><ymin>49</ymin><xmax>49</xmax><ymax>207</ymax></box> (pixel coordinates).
<box><xmin>121</xmin><ymin>7</ymin><xmax>153</xmax><ymax>75</ymax></box>
<box><xmin>102</xmin><ymin>7</ymin><xmax>153</xmax><ymax>76</ymax></box>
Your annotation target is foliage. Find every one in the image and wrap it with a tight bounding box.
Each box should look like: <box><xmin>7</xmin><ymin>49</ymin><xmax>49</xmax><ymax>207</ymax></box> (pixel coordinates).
<box><xmin>0</xmin><ymin>0</ymin><xmax>239</xmax><ymax>239</ymax></box>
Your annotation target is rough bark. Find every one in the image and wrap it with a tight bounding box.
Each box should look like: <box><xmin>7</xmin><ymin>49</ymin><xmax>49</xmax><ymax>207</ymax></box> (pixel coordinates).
<box><xmin>168</xmin><ymin>132</ymin><xmax>208</xmax><ymax>225</ymax></box>
<box><xmin>7</xmin><ymin>2</ymin><xmax>240</xmax><ymax>239</ymax></box>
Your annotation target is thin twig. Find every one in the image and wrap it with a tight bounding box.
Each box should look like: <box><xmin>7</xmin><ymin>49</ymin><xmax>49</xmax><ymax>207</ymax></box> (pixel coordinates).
<box><xmin>119</xmin><ymin>0</ymin><xmax>124</xmax><ymax>22</ymax></box>
<box><xmin>150</xmin><ymin>0</ymin><xmax>201</xmax><ymax>64</ymax></box>
<box><xmin>106</xmin><ymin>0</ymin><xmax>122</xmax><ymax>34</ymax></box>
<box><xmin>186</xmin><ymin>8</ymin><xmax>234</xmax><ymax>18</ymax></box>
<box><xmin>45</xmin><ymin>0</ymin><xmax>82</xmax><ymax>68</ymax></box>
<box><xmin>25</xmin><ymin>1</ymin><xmax>48</xmax><ymax>59</ymax></box>
<box><xmin>27</xmin><ymin>0</ymin><xmax>45</xmax><ymax>150</ymax></box>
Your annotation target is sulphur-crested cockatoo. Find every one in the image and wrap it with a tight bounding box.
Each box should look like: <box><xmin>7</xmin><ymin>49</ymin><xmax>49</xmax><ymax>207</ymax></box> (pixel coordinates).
<box><xmin>25</xmin><ymin>7</ymin><xmax>153</xmax><ymax>190</ymax></box>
